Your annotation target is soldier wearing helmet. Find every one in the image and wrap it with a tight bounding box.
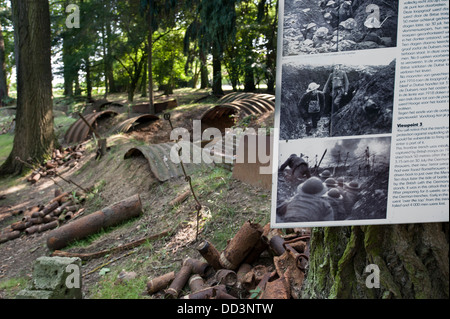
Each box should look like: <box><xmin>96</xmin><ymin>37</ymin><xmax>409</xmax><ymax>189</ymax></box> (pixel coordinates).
<box><xmin>299</xmin><ymin>82</ymin><xmax>326</xmax><ymax>135</ymax></box>
<box><xmin>279</xmin><ymin>177</ymin><xmax>334</xmax><ymax>223</ymax></box>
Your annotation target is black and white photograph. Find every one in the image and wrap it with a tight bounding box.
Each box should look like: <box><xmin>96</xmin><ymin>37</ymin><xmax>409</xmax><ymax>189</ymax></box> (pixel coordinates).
<box><xmin>278</xmin><ymin>50</ymin><xmax>396</xmax><ymax>140</ymax></box>
<box><xmin>274</xmin><ymin>136</ymin><xmax>391</xmax><ymax>226</ymax></box>
<box><xmin>282</xmin><ymin>0</ymin><xmax>399</xmax><ymax>56</ymax></box>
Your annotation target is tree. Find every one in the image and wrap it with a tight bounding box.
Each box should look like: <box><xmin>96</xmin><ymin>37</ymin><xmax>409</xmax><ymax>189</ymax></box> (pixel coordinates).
<box><xmin>0</xmin><ymin>1</ymin><xmax>12</xmax><ymax>106</ymax></box>
<box><xmin>0</xmin><ymin>0</ymin><xmax>54</xmax><ymax>175</ymax></box>
<box><xmin>0</xmin><ymin>21</ymin><xmax>8</xmax><ymax>105</ymax></box>
<box><xmin>303</xmin><ymin>223</ymin><xmax>449</xmax><ymax>299</ymax></box>
<box><xmin>141</xmin><ymin>0</ymin><xmax>180</xmax><ymax>114</ymax></box>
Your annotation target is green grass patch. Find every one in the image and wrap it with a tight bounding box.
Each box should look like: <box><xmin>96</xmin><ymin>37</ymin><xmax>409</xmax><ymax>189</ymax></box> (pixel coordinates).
<box><xmin>0</xmin><ymin>277</ymin><xmax>29</xmax><ymax>299</ymax></box>
<box><xmin>89</xmin><ymin>270</ymin><xmax>148</xmax><ymax>299</ymax></box>
<box><xmin>0</xmin><ymin>133</ymin><xmax>14</xmax><ymax>166</ymax></box>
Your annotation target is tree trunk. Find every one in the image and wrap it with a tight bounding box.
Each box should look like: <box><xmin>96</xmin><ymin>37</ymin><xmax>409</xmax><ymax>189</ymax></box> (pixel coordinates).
<box><xmin>148</xmin><ymin>23</ymin><xmax>155</xmax><ymax>114</ymax></box>
<box><xmin>302</xmin><ymin>223</ymin><xmax>449</xmax><ymax>299</ymax></box>
<box><xmin>0</xmin><ymin>22</ymin><xmax>9</xmax><ymax>106</ymax></box>
<box><xmin>141</xmin><ymin>59</ymin><xmax>147</xmax><ymax>97</ymax></box>
<box><xmin>85</xmin><ymin>58</ymin><xmax>93</xmax><ymax>102</ymax></box>
<box><xmin>200</xmin><ymin>52</ymin><xmax>209</xmax><ymax>89</ymax></box>
<box><xmin>104</xmin><ymin>0</ymin><xmax>116</xmax><ymax>94</ymax></box>
<box><xmin>1</xmin><ymin>0</ymin><xmax>54</xmax><ymax>176</ymax></box>
<box><xmin>212</xmin><ymin>44</ymin><xmax>224</xmax><ymax>96</ymax></box>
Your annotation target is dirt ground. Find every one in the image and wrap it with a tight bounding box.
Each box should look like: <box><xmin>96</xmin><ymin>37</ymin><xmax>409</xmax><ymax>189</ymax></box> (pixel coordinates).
<box><xmin>0</xmin><ymin>89</ymin><xmax>274</xmax><ymax>299</ymax></box>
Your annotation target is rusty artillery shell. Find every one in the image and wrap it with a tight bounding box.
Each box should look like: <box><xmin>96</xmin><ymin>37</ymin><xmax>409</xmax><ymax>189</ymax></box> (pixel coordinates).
<box><xmin>52</xmin><ymin>201</ymin><xmax>73</xmax><ymax>216</ymax></box>
<box><xmin>27</xmin><ymin>220</ymin><xmax>59</xmax><ymax>235</ymax></box>
<box><xmin>66</xmin><ymin>205</ymin><xmax>79</xmax><ymax>212</ymax></box>
<box><xmin>181</xmin><ymin>284</ymin><xmax>227</xmax><ymax>300</ymax></box>
<box><xmin>43</xmin><ymin>214</ymin><xmax>56</xmax><ymax>223</ymax></box>
<box><xmin>38</xmin><ymin>220</ymin><xmax>59</xmax><ymax>233</ymax></box>
<box><xmin>31</xmin><ymin>211</ymin><xmax>41</xmax><ymax>218</ymax></box>
<box><xmin>214</xmin><ymin>289</ymin><xmax>238</xmax><ymax>299</ymax></box>
<box><xmin>0</xmin><ymin>230</ymin><xmax>21</xmax><ymax>243</ymax></box>
<box><xmin>46</xmin><ymin>194</ymin><xmax>143</xmax><ymax>250</ymax></box>
<box><xmin>25</xmin><ymin>225</ymin><xmax>39</xmax><ymax>235</ymax></box>
<box><xmin>30</xmin><ymin>217</ymin><xmax>44</xmax><ymax>225</ymax></box>
<box><xmin>243</xmin><ymin>223</ymin><xmax>271</xmax><ymax>264</ymax></box>
<box><xmin>269</xmin><ymin>235</ymin><xmax>286</xmax><ymax>256</ymax></box>
<box><xmin>64</xmin><ymin>211</ymin><xmax>74</xmax><ymax>220</ymax></box>
<box><xmin>24</xmin><ymin>206</ymin><xmax>41</xmax><ymax>218</ymax></box>
<box><xmin>183</xmin><ymin>258</ymin><xmax>214</xmax><ymax>278</ymax></box>
<box><xmin>39</xmin><ymin>201</ymin><xmax>60</xmax><ymax>217</ymax></box>
<box><xmin>197</xmin><ymin>240</ymin><xmax>222</xmax><ymax>270</ymax></box>
<box><xmin>215</xmin><ymin>269</ymin><xmax>237</xmax><ymax>287</ymax></box>
<box><xmin>261</xmin><ymin>276</ymin><xmax>290</xmax><ymax>299</ymax></box>
<box><xmin>219</xmin><ymin>221</ymin><xmax>263</xmax><ymax>270</ymax></box>
<box><xmin>147</xmin><ymin>271</ymin><xmax>175</xmax><ymax>295</ymax></box>
<box><xmin>188</xmin><ymin>274</ymin><xmax>206</xmax><ymax>293</ymax></box>
<box><xmin>237</xmin><ymin>263</ymin><xmax>252</xmax><ymax>288</ymax></box>
<box><xmin>31</xmin><ymin>173</ymin><xmax>41</xmax><ymax>183</ymax></box>
<box><xmin>165</xmin><ymin>263</ymin><xmax>193</xmax><ymax>299</ymax></box>
<box><xmin>11</xmin><ymin>220</ymin><xmax>33</xmax><ymax>231</ymax></box>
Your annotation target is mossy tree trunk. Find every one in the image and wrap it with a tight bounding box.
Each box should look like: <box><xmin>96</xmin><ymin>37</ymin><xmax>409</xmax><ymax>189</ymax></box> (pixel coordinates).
<box><xmin>0</xmin><ymin>0</ymin><xmax>54</xmax><ymax>176</ymax></box>
<box><xmin>302</xmin><ymin>223</ymin><xmax>449</xmax><ymax>299</ymax></box>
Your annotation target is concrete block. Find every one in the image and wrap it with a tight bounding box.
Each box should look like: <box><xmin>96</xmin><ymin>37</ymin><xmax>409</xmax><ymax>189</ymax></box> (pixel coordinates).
<box><xmin>16</xmin><ymin>256</ymin><xmax>82</xmax><ymax>299</ymax></box>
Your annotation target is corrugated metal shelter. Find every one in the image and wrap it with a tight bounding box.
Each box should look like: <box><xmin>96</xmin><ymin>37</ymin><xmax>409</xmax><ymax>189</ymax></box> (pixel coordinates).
<box><xmin>64</xmin><ymin>110</ymin><xmax>119</xmax><ymax>144</ymax></box>
<box><xmin>115</xmin><ymin>114</ymin><xmax>160</xmax><ymax>133</ymax></box>
<box><xmin>200</xmin><ymin>94</ymin><xmax>275</xmax><ymax>133</ymax></box>
<box><xmin>123</xmin><ymin>141</ymin><xmax>213</xmax><ymax>182</ymax></box>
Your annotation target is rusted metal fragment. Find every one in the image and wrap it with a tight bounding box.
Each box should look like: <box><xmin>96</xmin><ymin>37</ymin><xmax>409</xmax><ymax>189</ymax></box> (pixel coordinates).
<box><xmin>215</xmin><ymin>269</ymin><xmax>237</xmax><ymax>287</ymax></box>
<box><xmin>261</xmin><ymin>276</ymin><xmax>291</xmax><ymax>299</ymax></box>
<box><xmin>181</xmin><ymin>284</ymin><xmax>227</xmax><ymax>300</ymax></box>
<box><xmin>46</xmin><ymin>194</ymin><xmax>142</xmax><ymax>250</ymax></box>
<box><xmin>147</xmin><ymin>271</ymin><xmax>175</xmax><ymax>295</ymax></box>
<box><xmin>123</xmin><ymin>142</ymin><xmax>212</xmax><ymax>182</ymax></box>
<box><xmin>183</xmin><ymin>258</ymin><xmax>214</xmax><ymax>277</ymax></box>
<box><xmin>188</xmin><ymin>274</ymin><xmax>206</xmax><ymax>293</ymax></box>
<box><xmin>273</xmin><ymin>249</ymin><xmax>305</xmax><ymax>299</ymax></box>
<box><xmin>217</xmin><ymin>92</ymin><xmax>275</xmax><ymax>104</ymax></box>
<box><xmin>197</xmin><ymin>240</ymin><xmax>222</xmax><ymax>270</ymax></box>
<box><xmin>165</xmin><ymin>263</ymin><xmax>193</xmax><ymax>299</ymax></box>
<box><xmin>64</xmin><ymin>110</ymin><xmax>119</xmax><ymax>144</ymax></box>
<box><xmin>232</xmin><ymin>134</ymin><xmax>273</xmax><ymax>191</ymax></box>
<box><xmin>220</xmin><ymin>221</ymin><xmax>263</xmax><ymax>270</ymax></box>
<box><xmin>201</xmin><ymin>98</ymin><xmax>275</xmax><ymax>124</ymax></box>
<box><xmin>131</xmin><ymin>99</ymin><xmax>178</xmax><ymax>114</ymax></box>
<box><xmin>0</xmin><ymin>230</ymin><xmax>21</xmax><ymax>243</ymax></box>
<box><xmin>115</xmin><ymin>114</ymin><xmax>159</xmax><ymax>133</ymax></box>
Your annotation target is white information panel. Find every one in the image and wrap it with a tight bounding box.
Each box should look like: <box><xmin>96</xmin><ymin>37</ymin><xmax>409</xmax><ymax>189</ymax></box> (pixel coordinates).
<box><xmin>271</xmin><ymin>0</ymin><xmax>449</xmax><ymax>228</ymax></box>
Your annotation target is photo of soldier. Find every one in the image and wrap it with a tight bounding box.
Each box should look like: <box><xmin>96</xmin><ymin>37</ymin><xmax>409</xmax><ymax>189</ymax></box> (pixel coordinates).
<box><xmin>282</xmin><ymin>0</ymin><xmax>399</xmax><ymax>56</ymax></box>
<box><xmin>278</xmin><ymin>53</ymin><xmax>395</xmax><ymax>140</ymax></box>
<box><xmin>274</xmin><ymin>136</ymin><xmax>390</xmax><ymax>225</ymax></box>
<box><xmin>298</xmin><ymin>82</ymin><xmax>326</xmax><ymax>135</ymax></box>
<box><xmin>278</xmin><ymin>177</ymin><xmax>335</xmax><ymax>223</ymax></box>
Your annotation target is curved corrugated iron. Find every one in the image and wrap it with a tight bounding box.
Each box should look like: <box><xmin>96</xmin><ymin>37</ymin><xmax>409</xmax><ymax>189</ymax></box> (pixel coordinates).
<box><xmin>217</xmin><ymin>92</ymin><xmax>275</xmax><ymax>104</ymax></box>
<box><xmin>123</xmin><ymin>141</ymin><xmax>213</xmax><ymax>182</ymax></box>
<box><xmin>64</xmin><ymin>110</ymin><xmax>119</xmax><ymax>144</ymax></box>
<box><xmin>200</xmin><ymin>98</ymin><xmax>275</xmax><ymax>122</ymax></box>
<box><xmin>115</xmin><ymin>114</ymin><xmax>160</xmax><ymax>133</ymax></box>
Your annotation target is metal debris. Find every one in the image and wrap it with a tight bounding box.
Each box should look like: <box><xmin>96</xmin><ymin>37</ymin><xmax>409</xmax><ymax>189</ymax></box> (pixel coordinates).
<box><xmin>123</xmin><ymin>142</ymin><xmax>212</xmax><ymax>182</ymax></box>
<box><xmin>64</xmin><ymin>110</ymin><xmax>119</xmax><ymax>144</ymax></box>
<box><xmin>115</xmin><ymin>114</ymin><xmax>159</xmax><ymax>133</ymax></box>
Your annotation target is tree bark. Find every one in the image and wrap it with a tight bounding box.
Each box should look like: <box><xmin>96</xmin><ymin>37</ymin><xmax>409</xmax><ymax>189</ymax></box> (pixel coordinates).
<box><xmin>0</xmin><ymin>0</ymin><xmax>54</xmax><ymax>175</ymax></box>
<box><xmin>212</xmin><ymin>44</ymin><xmax>224</xmax><ymax>96</ymax></box>
<box><xmin>200</xmin><ymin>52</ymin><xmax>209</xmax><ymax>89</ymax></box>
<box><xmin>0</xmin><ymin>22</ymin><xmax>8</xmax><ymax>106</ymax></box>
<box><xmin>302</xmin><ymin>223</ymin><xmax>449</xmax><ymax>299</ymax></box>
<box><xmin>147</xmin><ymin>22</ymin><xmax>155</xmax><ymax>114</ymax></box>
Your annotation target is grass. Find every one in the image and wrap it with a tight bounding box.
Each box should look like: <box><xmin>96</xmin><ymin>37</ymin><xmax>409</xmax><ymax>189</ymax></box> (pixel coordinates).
<box><xmin>0</xmin><ymin>133</ymin><xmax>14</xmax><ymax>166</ymax></box>
<box><xmin>0</xmin><ymin>277</ymin><xmax>29</xmax><ymax>299</ymax></box>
